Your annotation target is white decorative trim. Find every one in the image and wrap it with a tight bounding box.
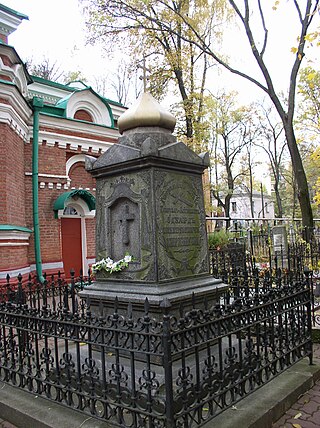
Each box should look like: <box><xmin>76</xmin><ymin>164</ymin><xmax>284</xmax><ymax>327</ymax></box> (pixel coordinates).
<box><xmin>66</xmin><ymin>154</ymin><xmax>86</xmax><ymax>176</ymax></box>
<box><xmin>25</xmin><ymin>172</ymin><xmax>69</xmax><ymax>179</ymax></box>
<box><xmin>45</xmin><ymin>140</ymin><xmax>56</xmax><ymax>147</ymax></box>
<box><xmin>37</xmin><ymin>182</ymin><xmax>95</xmax><ymax>191</ymax></box>
<box><xmin>25</xmin><ymin>115</ymin><xmax>118</xmax><ymax>154</ymax></box>
<box><xmin>66</xmin><ymin>90</ymin><xmax>112</xmax><ymax>126</ymax></box>
<box><xmin>81</xmin><ymin>216</ymin><xmax>88</xmax><ymax>274</ymax></box>
<box><xmin>0</xmin><ymin>261</ymin><xmax>65</xmax><ymax>280</ymax></box>
<box><xmin>0</xmin><ymin>242</ymin><xmax>29</xmax><ymax>246</ymax></box>
<box><xmin>0</xmin><ymin>82</ymin><xmax>32</xmax><ymax>123</ymax></box>
<box><xmin>57</xmin><ymin>196</ymin><xmax>95</xmax><ymax>218</ymax></box>
<box><xmin>0</xmin><ymin>230</ymin><xmax>31</xmax><ymax>240</ymax></box>
<box><xmin>0</xmin><ymin>10</ymin><xmax>26</xmax><ymax>38</ymax></box>
<box><xmin>30</xmin><ymin>261</ymin><xmax>64</xmax><ymax>271</ymax></box>
<box><xmin>0</xmin><ymin>103</ymin><xmax>30</xmax><ymax>141</ymax></box>
<box><xmin>0</xmin><ymin>265</ymin><xmax>31</xmax><ymax>280</ymax></box>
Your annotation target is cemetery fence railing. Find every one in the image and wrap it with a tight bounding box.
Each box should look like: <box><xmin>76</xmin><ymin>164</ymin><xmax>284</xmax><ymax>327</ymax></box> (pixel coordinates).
<box><xmin>0</xmin><ymin>271</ymin><xmax>313</xmax><ymax>428</ymax></box>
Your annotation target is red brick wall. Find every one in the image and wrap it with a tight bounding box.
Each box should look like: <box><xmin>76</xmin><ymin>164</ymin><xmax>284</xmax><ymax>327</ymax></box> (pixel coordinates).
<box><xmin>40</xmin><ymin>125</ymin><xmax>115</xmax><ymax>143</ymax></box>
<box><xmin>86</xmin><ymin>218</ymin><xmax>96</xmax><ymax>260</ymax></box>
<box><xmin>0</xmin><ymin>247</ymin><xmax>29</xmax><ymax>271</ymax></box>
<box><xmin>69</xmin><ymin>162</ymin><xmax>96</xmax><ymax>189</ymax></box>
<box><xmin>24</xmin><ymin>143</ymin><xmax>97</xmax><ymax>271</ymax></box>
<box><xmin>1</xmin><ymin>122</ymin><xmax>101</xmax><ymax>277</ymax></box>
<box><xmin>24</xmin><ymin>141</ymin><xmax>67</xmax><ymax>176</ymax></box>
<box><xmin>0</xmin><ymin>123</ymin><xmax>26</xmax><ymax>226</ymax></box>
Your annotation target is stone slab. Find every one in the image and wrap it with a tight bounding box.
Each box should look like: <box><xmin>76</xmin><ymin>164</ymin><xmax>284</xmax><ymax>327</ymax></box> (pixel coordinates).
<box><xmin>0</xmin><ymin>382</ymin><xmax>111</xmax><ymax>428</ymax></box>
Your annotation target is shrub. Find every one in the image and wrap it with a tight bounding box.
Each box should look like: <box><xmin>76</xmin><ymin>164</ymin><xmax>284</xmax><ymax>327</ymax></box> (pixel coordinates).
<box><xmin>208</xmin><ymin>230</ymin><xmax>230</xmax><ymax>250</ymax></box>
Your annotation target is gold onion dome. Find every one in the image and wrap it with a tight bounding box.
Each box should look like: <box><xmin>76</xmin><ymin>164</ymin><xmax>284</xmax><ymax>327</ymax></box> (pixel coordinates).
<box><xmin>118</xmin><ymin>92</ymin><xmax>176</xmax><ymax>134</ymax></box>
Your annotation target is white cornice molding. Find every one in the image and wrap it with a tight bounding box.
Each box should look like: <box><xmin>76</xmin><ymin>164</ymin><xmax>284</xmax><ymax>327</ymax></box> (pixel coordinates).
<box><xmin>28</xmin><ymin>81</ymin><xmax>70</xmax><ymax>101</ymax></box>
<box><xmin>32</xmin><ymin>130</ymin><xmax>115</xmax><ymax>153</ymax></box>
<box><xmin>0</xmin><ymin>229</ymin><xmax>31</xmax><ymax>241</ymax></box>
<box><xmin>0</xmin><ymin>9</ymin><xmax>25</xmax><ymax>37</ymax></box>
<box><xmin>0</xmin><ymin>82</ymin><xmax>32</xmax><ymax>121</ymax></box>
<box><xmin>38</xmin><ymin>114</ymin><xmax>119</xmax><ymax>138</ymax></box>
<box><xmin>25</xmin><ymin>172</ymin><xmax>69</xmax><ymax>179</ymax></box>
<box><xmin>26</xmin><ymin>115</ymin><xmax>118</xmax><ymax>152</ymax></box>
<box><xmin>111</xmin><ymin>103</ymin><xmax>127</xmax><ymax>119</ymax></box>
<box><xmin>0</xmin><ymin>98</ymin><xmax>30</xmax><ymax>140</ymax></box>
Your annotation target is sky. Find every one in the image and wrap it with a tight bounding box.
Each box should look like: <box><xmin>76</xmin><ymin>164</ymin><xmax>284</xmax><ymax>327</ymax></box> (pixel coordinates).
<box><xmin>2</xmin><ymin>0</ymin><xmax>320</xmax><ymax>191</ymax></box>
<box><xmin>3</xmin><ymin>0</ymin><xmax>118</xmax><ymax>88</ymax></box>
<box><xmin>3</xmin><ymin>0</ymin><xmax>319</xmax><ymax>105</ymax></box>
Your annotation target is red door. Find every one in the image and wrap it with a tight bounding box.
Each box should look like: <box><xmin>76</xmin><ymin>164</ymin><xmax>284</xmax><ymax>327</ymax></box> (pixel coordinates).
<box><xmin>61</xmin><ymin>218</ymin><xmax>82</xmax><ymax>279</ymax></box>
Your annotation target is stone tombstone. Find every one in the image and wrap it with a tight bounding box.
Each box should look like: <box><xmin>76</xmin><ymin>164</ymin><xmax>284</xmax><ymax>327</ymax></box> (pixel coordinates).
<box><xmin>272</xmin><ymin>225</ymin><xmax>288</xmax><ymax>257</ymax></box>
<box><xmin>82</xmin><ymin>93</ymin><xmax>226</xmax><ymax>309</ymax></box>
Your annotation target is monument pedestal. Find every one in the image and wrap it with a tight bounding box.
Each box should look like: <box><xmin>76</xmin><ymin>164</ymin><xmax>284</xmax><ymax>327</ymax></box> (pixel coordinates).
<box><xmin>81</xmin><ymin>274</ymin><xmax>227</xmax><ymax>317</ymax></box>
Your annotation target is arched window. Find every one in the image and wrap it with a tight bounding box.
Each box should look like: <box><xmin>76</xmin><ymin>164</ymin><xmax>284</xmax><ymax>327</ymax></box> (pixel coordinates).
<box><xmin>74</xmin><ymin>109</ymin><xmax>93</xmax><ymax>122</ymax></box>
<box><xmin>63</xmin><ymin>206</ymin><xmax>78</xmax><ymax>216</ymax></box>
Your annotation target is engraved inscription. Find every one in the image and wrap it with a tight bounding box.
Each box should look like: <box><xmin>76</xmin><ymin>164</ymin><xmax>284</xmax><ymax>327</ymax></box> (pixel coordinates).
<box><xmin>163</xmin><ymin>207</ymin><xmax>200</xmax><ymax>248</ymax></box>
<box><xmin>156</xmin><ymin>170</ymin><xmax>209</xmax><ymax>280</ymax></box>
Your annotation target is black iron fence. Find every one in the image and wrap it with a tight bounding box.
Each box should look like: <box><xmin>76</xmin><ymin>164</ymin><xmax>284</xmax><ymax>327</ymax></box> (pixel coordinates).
<box><xmin>0</xmin><ymin>270</ymin><xmax>313</xmax><ymax>427</ymax></box>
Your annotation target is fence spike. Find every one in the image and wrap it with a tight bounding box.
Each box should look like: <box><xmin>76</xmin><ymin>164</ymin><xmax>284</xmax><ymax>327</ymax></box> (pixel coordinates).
<box><xmin>144</xmin><ymin>297</ymin><xmax>150</xmax><ymax>314</ymax></box>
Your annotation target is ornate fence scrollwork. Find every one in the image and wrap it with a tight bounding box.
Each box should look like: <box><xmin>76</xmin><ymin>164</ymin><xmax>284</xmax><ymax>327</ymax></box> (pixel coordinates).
<box><xmin>0</xmin><ymin>269</ymin><xmax>313</xmax><ymax>427</ymax></box>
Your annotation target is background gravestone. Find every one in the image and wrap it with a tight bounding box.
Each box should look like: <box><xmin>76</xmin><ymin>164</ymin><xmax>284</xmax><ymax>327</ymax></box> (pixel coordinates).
<box><xmin>272</xmin><ymin>225</ymin><xmax>288</xmax><ymax>257</ymax></box>
<box><xmin>82</xmin><ymin>93</ymin><xmax>227</xmax><ymax>311</ymax></box>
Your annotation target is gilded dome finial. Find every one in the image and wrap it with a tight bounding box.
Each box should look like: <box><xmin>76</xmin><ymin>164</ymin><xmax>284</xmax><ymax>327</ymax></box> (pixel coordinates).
<box><xmin>118</xmin><ymin>92</ymin><xmax>176</xmax><ymax>134</ymax></box>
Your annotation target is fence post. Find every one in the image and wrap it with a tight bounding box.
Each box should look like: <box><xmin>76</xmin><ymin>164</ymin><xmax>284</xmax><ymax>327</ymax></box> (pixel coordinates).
<box><xmin>161</xmin><ymin>298</ymin><xmax>175</xmax><ymax>428</ymax></box>
<box><xmin>304</xmin><ymin>266</ymin><xmax>314</xmax><ymax>365</ymax></box>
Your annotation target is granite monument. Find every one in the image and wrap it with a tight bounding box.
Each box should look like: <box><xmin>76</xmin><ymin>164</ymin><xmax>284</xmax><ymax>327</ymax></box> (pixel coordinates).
<box><xmin>82</xmin><ymin>93</ymin><xmax>226</xmax><ymax>311</ymax></box>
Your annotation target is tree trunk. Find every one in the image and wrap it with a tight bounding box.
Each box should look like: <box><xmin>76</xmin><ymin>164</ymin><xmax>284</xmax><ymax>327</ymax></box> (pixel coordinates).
<box><xmin>283</xmin><ymin>121</ymin><xmax>313</xmax><ymax>231</ymax></box>
<box><xmin>225</xmin><ymin>194</ymin><xmax>231</xmax><ymax>230</ymax></box>
<box><xmin>273</xmin><ymin>180</ymin><xmax>283</xmax><ymax>218</ymax></box>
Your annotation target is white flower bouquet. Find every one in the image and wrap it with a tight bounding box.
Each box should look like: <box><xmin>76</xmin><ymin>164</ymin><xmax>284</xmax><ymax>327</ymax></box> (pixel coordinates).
<box><xmin>92</xmin><ymin>254</ymin><xmax>133</xmax><ymax>274</ymax></box>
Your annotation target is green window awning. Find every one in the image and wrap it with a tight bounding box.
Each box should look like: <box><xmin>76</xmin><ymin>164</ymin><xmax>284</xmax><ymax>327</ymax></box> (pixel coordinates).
<box><xmin>53</xmin><ymin>189</ymin><xmax>96</xmax><ymax>218</ymax></box>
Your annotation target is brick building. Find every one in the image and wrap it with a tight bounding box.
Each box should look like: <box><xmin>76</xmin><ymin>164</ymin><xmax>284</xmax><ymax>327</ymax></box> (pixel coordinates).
<box><xmin>0</xmin><ymin>4</ymin><xmax>126</xmax><ymax>284</ymax></box>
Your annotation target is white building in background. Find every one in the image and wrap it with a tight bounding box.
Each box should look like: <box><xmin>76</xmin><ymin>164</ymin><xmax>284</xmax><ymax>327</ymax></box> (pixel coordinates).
<box><xmin>209</xmin><ymin>189</ymin><xmax>275</xmax><ymax>231</ymax></box>
<box><xmin>229</xmin><ymin>190</ymin><xmax>275</xmax><ymax>222</ymax></box>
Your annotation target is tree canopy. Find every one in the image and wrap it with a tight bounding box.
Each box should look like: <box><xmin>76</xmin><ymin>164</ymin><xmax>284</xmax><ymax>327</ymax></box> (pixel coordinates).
<box><xmin>82</xmin><ymin>0</ymin><xmax>320</xmax><ymax>234</ymax></box>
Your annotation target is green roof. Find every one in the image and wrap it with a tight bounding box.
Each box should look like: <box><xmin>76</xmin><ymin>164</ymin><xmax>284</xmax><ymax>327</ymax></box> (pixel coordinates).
<box><xmin>0</xmin><ymin>4</ymin><xmax>29</xmax><ymax>20</ymax></box>
<box><xmin>0</xmin><ymin>224</ymin><xmax>32</xmax><ymax>233</ymax></box>
<box><xmin>30</xmin><ymin>75</ymin><xmax>125</xmax><ymax>107</ymax></box>
<box><xmin>31</xmin><ymin>76</ymin><xmax>79</xmax><ymax>92</ymax></box>
<box><xmin>53</xmin><ymin>190</ymin><xmax>96</xmax><ymax>218</ymax></box>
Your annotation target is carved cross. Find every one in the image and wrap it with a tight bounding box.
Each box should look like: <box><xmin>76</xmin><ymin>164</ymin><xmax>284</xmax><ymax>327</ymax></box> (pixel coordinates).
<box><xmin>137</xmin><ymin>57</ymin><xmax>150</xmax><ymax>92</ymax></box>
<box><xmin>119</xmin><ymin>204</ymin><xmax>135</xmax><ymax>245</ymax></box>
